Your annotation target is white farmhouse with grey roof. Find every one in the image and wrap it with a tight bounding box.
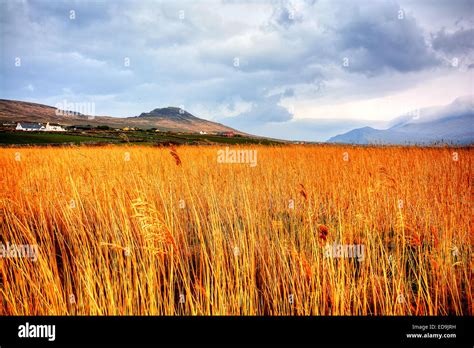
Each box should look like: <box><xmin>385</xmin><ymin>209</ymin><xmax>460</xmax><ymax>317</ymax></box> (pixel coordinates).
<box><xmin>16</xmin><ymin>122</ymin><xmax>45</xmax><ymax>131</ymax></box>
<box><xmin>16</xmin><ymin>122</ymin><xmax>66</xmax><ymax>131</ymax></box>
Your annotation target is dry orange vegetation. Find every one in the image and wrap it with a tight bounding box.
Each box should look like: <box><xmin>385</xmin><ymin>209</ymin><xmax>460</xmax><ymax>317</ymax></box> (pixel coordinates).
<box><xmin>0</xmin><ymin>145</ymin><xmax>472</xmax><ymax>315</ymax></box>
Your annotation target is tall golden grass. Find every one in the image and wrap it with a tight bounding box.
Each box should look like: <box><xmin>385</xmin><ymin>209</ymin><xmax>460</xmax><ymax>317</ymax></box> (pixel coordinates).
<box><xmin>0</xmin><ymin>145</ymin><xmax>472</xmax><ymax>315</ymax></box>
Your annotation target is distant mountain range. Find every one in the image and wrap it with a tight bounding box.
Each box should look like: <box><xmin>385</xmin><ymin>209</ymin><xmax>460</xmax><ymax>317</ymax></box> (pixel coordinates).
<box><xmin>0</xmin><ymin>99</ymin><xmax>239</xmax><ymax>134</ymax></box>
<box><xmin>328</xmin><ymin>96</ymin><xmax>474</xmax><ymax>145</ymax></box>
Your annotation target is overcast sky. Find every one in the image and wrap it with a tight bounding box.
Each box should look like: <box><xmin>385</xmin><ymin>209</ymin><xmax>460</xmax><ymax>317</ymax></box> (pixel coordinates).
<box><xmin>1</xmin><ymin>0</ymin><xmax>473</xmax><ymax>140</ymax></box>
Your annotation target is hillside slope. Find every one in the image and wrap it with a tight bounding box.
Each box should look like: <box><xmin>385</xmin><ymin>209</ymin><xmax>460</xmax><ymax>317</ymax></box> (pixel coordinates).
<box><xmin>0</xmin><ymin>99</ymin><xmax>239</xmax><ymax>133</ymax></box>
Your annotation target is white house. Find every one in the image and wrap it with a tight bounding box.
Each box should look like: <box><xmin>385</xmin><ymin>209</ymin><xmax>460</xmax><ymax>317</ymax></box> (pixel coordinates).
<box><xmin>16</xmin><ymin>122</ymin><xmax>66</xmax><ymax>132</ymax></box>
<box><xmin>16</xmin><ymin>122</ymin><xmax>45</xmax><ymax>131</ymax></box>
<box><xmin>199</xmin><ymin>131</ymin><xmax>207</xmax><ymax>135</ymax></box>
<box><xmin>44</xmin><ymin>122</ymin><xmax>66</xmax><ymax>131</ymax></box>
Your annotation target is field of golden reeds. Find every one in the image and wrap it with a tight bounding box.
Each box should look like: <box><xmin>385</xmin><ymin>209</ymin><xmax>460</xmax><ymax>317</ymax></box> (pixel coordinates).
<box><xmin>0</xmin><ymin>145</ymin><xmax>472</xmax><ymax>315</ymax></box>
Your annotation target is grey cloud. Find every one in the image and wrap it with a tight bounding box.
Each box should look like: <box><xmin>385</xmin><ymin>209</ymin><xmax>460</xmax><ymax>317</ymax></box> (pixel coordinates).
<box><xmin>271</xmin><ymin>4</ymin><xmax>303</xmax><ymax>28</ymax></box>
<box><xmin>432</xmin><ymin>28</ymin><xmax>474</xmax><ymax>54</ymax></box>
<box><xmin>223</xmin><ymin>93</ymin><xmax>293</xmax><ymax>130</ymax></box>
<box><xmin>283</xmin><ymin>88</ymin><xmax>294</xmax><ymax>97</ymax></box>
<box><xmin>336</xmin><ymin>2</ymin><xmax>439</xmax><ymax>73</ymax></box>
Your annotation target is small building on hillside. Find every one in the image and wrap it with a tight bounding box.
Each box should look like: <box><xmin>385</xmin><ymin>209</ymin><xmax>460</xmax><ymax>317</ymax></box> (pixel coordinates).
<box><xmin>16</xmin><ymin>122</ymin><xmax>66</xmax><ymax>131</ymax></box>
<box><xmin>217</xmin><ymin>131</ymin><xmax>235</xmax><ymax>137</ymax></box>
<box><xmin>44</xmin><ymin>122</ymin><xmax>66</xmax><ymax>131</ymax></box>
<box><xmin>199</xmin><ymin>131</ymin><xmax>207</xmax><ymax>135</ymax></box>
<box><xmin>16</xmin><ymin>122</ymin><xmax>45</xmax><ymax>131</ymax></box>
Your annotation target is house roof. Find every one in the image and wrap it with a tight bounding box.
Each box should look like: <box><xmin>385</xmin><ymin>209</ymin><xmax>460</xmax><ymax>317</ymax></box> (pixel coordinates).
<box><xmin>18</xmin><ymin>122</ymin><xmax>44</xmax><ymax>129</ymax></box>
